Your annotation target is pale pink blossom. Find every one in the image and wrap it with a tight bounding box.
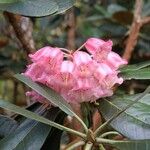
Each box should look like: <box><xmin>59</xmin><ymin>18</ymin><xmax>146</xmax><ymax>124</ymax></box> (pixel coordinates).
<box><xmin>94</xmin><ymin>63</ymin><xmax>113</xmax><ymax>82</ymax></box>
<box><xmin>50</xmin><ymin>61</ymin><xmax>75</xmax><ymax>91</ymax></box>
<box><xmin>29</xmin><ymin>46</ymin><xmax>63</xmax><ymax>63</ymax></box>
<box><xmin>85</xmin><ymin>38</ymin><xmax>113</xmax><ymax>62</ymax></box>
<box><xmin>105</xmin><ymin>51</ymin><xmax>128</xmax><ymax>70</ymax></box>
<box><xmin>73</xmin><ymin>51</ymin><xmax>95</xmax><ymax>78</ymax></box>
<box><xmin>23</xmin><ymin>38</ymin><xmax>127</xmax><ymax>104</ymax></box>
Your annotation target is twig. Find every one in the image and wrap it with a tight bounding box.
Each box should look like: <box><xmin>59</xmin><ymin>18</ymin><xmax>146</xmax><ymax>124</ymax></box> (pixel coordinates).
<box><xmin>64</xmin><ymin>140</ymin><xmax>85</xmax><ymax>150</ymax></box>
<box><xmin>123</xmin><ymin>0</ymin><xmax>143</xmax><ymax>61</ymax></box>
<box><xmin>141</xmin><ymin>16</ymin><xmax>150</xmax><ymax>25</ymax></box>
<box><xmin>123</xmin><ymin>0</ymin><xmax>150</xmax><ymax>62</ymax></box>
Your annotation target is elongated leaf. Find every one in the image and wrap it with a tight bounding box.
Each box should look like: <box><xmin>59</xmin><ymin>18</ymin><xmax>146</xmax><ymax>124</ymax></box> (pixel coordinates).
<box><xmin>98</xmin><ymin>94</ymin><xmax>150</xmax><ymax>139</ymax></box>
<box><xmin>41</xmin><ymin>111</ymin><xmax>66</xmax><ymax>150</ymax></box>
<box><xmin>14</xmin><ymin>74</ymin><xmax>74</xmax><ymax>116</ymax></box>
<box><xmin>0</xmin><ymin>115</ymin><xmax>18</xmax><ymax>138</ymax></box>
<box><xmin>0</xmin><ymin>107</ymin><xmax>63</xmax><ymax>150</ymax></box>
<box><xmin>0</xmin><ymin>0</ymin><xmax>75</xmax><ymax>17</ymax></box>
<box><xmin>0</xmin><ymin>0</ymin><xmax>19</xmax><ymax>3</ymax></box>
<box><xmin>120</xmin><ymin>61</ymin><xmax>150</xmax><ymax>72</ymax></box>
<box><xmin>0</xmin><ymin>99</ymin><xmax>68</xmax><ymax>131</ymax></box>
<box><xmin>121</xmin><ymin>67</ymin><xmax>150</xmax><ymax>80</ymax></box>
<box><xmin>97</xmin><ymin>138</ymin><xmax>150</xmax><ymax>150</ymax></box>
<box><xmin>111</xmin><ymin>139</ymin><xmax>150</xmax><ymax>150</ymax></box>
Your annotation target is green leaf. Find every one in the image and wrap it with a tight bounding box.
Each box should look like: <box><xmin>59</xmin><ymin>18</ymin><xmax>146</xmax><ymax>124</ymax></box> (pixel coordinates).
<box><xmin>55</xmin><ymin>0</ymin><xmax>75</xmax><ymax>14</ymax></box>
<box><xmin>0</xmin><ymin>0</ymin><xmax>58</xmax><ymax>17</ymax></box>
<box><xmin>97</xmin><ymin>138</ymin><xmax>150</xmax><ymax>150</ymax></box>
<box><xmin>98</xmin><ymin>93</ymin><xmax>150</xmax><ymax>139</ymax></box>
<box><xmin>14</xmin><ymin>74</ymin><xmax>74</xmax><ymax>116</ymax></box>
<box><xmin>0</xmin><ymin>99</ymin><xmax>86</xmax><ymax>139</ymax></box>
<box><xmin>41</xmin><ymin>110</ymin><xmax>66</xmax><ymax>150</ymax></box>
<box><xmin>120</xmin><ymin>61</ymin><xmax>150</xmax><ymax>72</ymax></box>
<box><xmin>112</xmin><ymin>140</ymin><xmax>150</xmax><ymax>150</ymax></box>
<box><xmin>0</xmin><ymin>115</ymin><xmax>18</xmax><ymax>138</ymax></box>
<box><xmin>0</xmin><ymin>0</ymin><xmax>19</xmax><ymax>4</ymax></box>
<box><xmin>120</xmin><ymin>61</ymin><xmax>150</xmax><ymax>80</ymax></box>
<box><xmin>0</xmin><ymin>99</ymin><xmax>67</xmax><ymax>131</ymax></box>
<box><xmin>121</xmin><ymin>67</ymin><xmax>150</xmax><ymax>80</ymax></box>
<box><xmin>0</xmin><ymin>107</ymin><xmax>63</xmax><ymax>150</ymax></box>
<box><xmin>0</xmin><ymin>0</ymin><xmax>75</xmax><ymax>17</ymax></box>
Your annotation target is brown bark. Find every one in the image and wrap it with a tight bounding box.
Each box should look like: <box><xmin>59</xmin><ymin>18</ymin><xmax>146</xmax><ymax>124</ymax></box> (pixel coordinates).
<box><xmin>4</xmin><ymin>12</ymin><xmax>35</xmax><ymax>55</ymax></box>
<box><xmin>66</xmin><ymin>8</ymin><xmax>76</xmax><ymax>50</ymax></box>
<box><xmin>123</xmin><ymin>0</ymin><xmax>150</xmax><ymax>62</ymax></box>
<box><xmin>123</xmin><ymin>0</ymin><xmax>143</xmax><ymax>61</ymax></box>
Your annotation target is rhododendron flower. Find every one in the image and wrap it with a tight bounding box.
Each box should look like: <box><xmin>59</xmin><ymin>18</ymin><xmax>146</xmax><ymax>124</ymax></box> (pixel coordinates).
<box><xmin>24</xmin><ymin>37</ymin><xmax>127</xmax><ymax>104</ymax></box>
<box><xmin>85</xmin><ymin>38</ymin><xmax>113</xmax><ymax>62</ymax></box>
<box><xmin>29</xmin><ymin>46</ymin><xmax>63</xmax><ymax>63</ymax></box>
<box><xmin>73</xmin><ymin>51</ymin><xmax>94</xmax><ymax>78</ymax></box>
<box><xmin>105</xmin><ymin>51</ymin><xmax>128</xmax><ymax>70</ymax></box>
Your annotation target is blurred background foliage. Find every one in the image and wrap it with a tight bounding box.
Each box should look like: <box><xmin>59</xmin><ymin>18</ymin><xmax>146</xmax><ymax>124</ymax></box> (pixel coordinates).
<box><xmin>0</xmin><ymin>0</ymin><xmax>150</xmax><ymax>106</ymax></box>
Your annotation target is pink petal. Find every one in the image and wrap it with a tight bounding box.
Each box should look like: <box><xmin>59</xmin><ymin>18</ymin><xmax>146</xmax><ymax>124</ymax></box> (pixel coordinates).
<box><xmin>73</xmin><ymin>51</ymin><xmax>92</xmax><ymax>65</ymax></box>
<box><xmin>24</xmin><ymin>63</ymin><xmax>44</xmax><ymax>82</ymax></box>
<box><xmin>85</xmin><ymin>38</ymin><xmax>106</xmax><ymax>54</ymax></box>
<box><xmin>29</xmin><ymin>46</ymin><xmax>63</xmax><ymax>63</ymax></box>
<box><xmin>73</xmin><ymin>51</ymin><xmax>95</xmax><ymax>78</ymax></box>
<box><xmin>60</xmin><ymin>60</ymin><xmax>74</xmax><ymax>73</ymax></box>
<box><xmin>48</xmin><ymin>61</ymin><xmax>75</xmax><ymax>91</ymax></box>
<box><xmin>102</xmin><ymin>74</ymin><xmax>123</xmax><ymax>89</ymax></box>
<box><xmin>85</xmin><ymin>38</ymin><xmax>113</xmax><ymax>62</ymax></box>
<box><xmin>62</xmin><ymin>88</ymin><xmax>97</xmax><ymax>103</ymax></box>
<box><xmin>94</xmin><ymin>63</ymin><xmax>113</xmax><ymax>82</ymax></box>
<box><xmin>26</xmin><ymin>91</ymin><xmax>46</xmax><ymax>103</ymax></box>
<box><xmin>93</xmin><ymin>86</ymin><xmax>113</xmax><ymax>98</ymax></box>
<box><xmin>106</xmin><ymin>51</ymin><xmax>128</xmax><ymax>70</ymax></box>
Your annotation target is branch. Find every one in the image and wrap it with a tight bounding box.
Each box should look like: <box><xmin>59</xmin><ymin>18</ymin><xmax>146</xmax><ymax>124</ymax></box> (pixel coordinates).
<box><xmin>66</xmin><ymin>8</ymin><xmax>76</xmax><ymax>50</ymax></box>
<box><xmin>4</xmin><ymin>12</ymin><xmax>35</xmax><ymax>55</ymax></box>
<box><xmin>123</xmin><ymin>0</ymin><xmax>143</xmax><ymax>61</ymax></box>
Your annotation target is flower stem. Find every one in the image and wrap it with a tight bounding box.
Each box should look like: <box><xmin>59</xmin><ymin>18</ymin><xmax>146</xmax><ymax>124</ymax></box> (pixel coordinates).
<box><xmin>60</xmin><ymin>48</ymin><xmax>72</xmax><ymax>54</ymax></box>
<box><xmin>100</xmin><ymin>131</ymin><xmax>120</xmax><ymax>138</ymax></box>
<box><xmin>96</xmin><ymin>137</ymin><xmax>116</xmax><ymax>145</ymax></box>
<box><xmin>84</xmin><ymin>142</ymin><xmax>93</xmax><ymax>150</ymax></box>
<box><xmin>74</xmin><ymin>113</ymin><xmax>89</xmax><ymax>133</ymax></box>
<box><xmin>65</xmin><ymin>141</ymin><xmax>85</xmax><ymax>150</ymax></box>
<box><xmin>51</xmin><ymin>121</ymin><xmax>87</xmax><ymax>139</ymax></box>
<box><xmin>76</xmin><ymin>43</ymin><xmax>85</xmax><ymax>51</ymax></box>
<box><xmin>99</xmin><ymin>144</ymin><xmax>106</xmax><ymax>150</ymax></box>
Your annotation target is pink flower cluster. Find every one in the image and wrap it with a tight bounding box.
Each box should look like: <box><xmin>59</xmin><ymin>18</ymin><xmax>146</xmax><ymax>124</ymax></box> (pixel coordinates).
<box><xmin>24</xmin><ymin>38</ymin><xmax>127</xmax><ymax>104</ymax></box>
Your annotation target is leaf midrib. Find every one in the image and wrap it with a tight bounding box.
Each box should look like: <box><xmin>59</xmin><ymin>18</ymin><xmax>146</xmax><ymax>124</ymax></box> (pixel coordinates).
<box><xmin>104</xmin><ymin>99</ymin><xmax>150</xmax><ymax>127</ymax></box>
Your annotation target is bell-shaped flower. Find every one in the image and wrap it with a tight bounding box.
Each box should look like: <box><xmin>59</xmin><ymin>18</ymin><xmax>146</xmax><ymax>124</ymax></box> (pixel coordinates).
<box><xmin>29</xmin><ymin>46</ymin><xmax>63</xmax><ymax>63</ymax></box>
<box><xmin>85</xmin><ymin>38</ymin><xmax>113</xmax><ymax>62</ymax></box>
<box><xmin>50</xmin><ymin>61</ymin><xmax>75</xmax><ymax>92</ymax></box>
<box><xmin>106</xmin><ymin>51</ymin><xmax>127</xmax><ymax>70</ymax></box>
<box><xmin>93</xmin><ymin>86</ymin><xmax>113</xmax><ymax>98</ymax></box>
<box><xmin>24</xmin><ymin>62</ymin><xmax>45</xmax><ymax>82</ymax></box>
<box><xmin>102</xmin><ymin>74</ymin><xmax>123</xmax><ymax>89</ymax></box>
<box><xmin>94</xmin><ymin>63</ymin><xmax>113</xmax><ymax>82</ymax></box>
<box><xmin>73</xmin><ymin>51</ymin><xmax>95</xmax><ymax>78</ymax></box>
